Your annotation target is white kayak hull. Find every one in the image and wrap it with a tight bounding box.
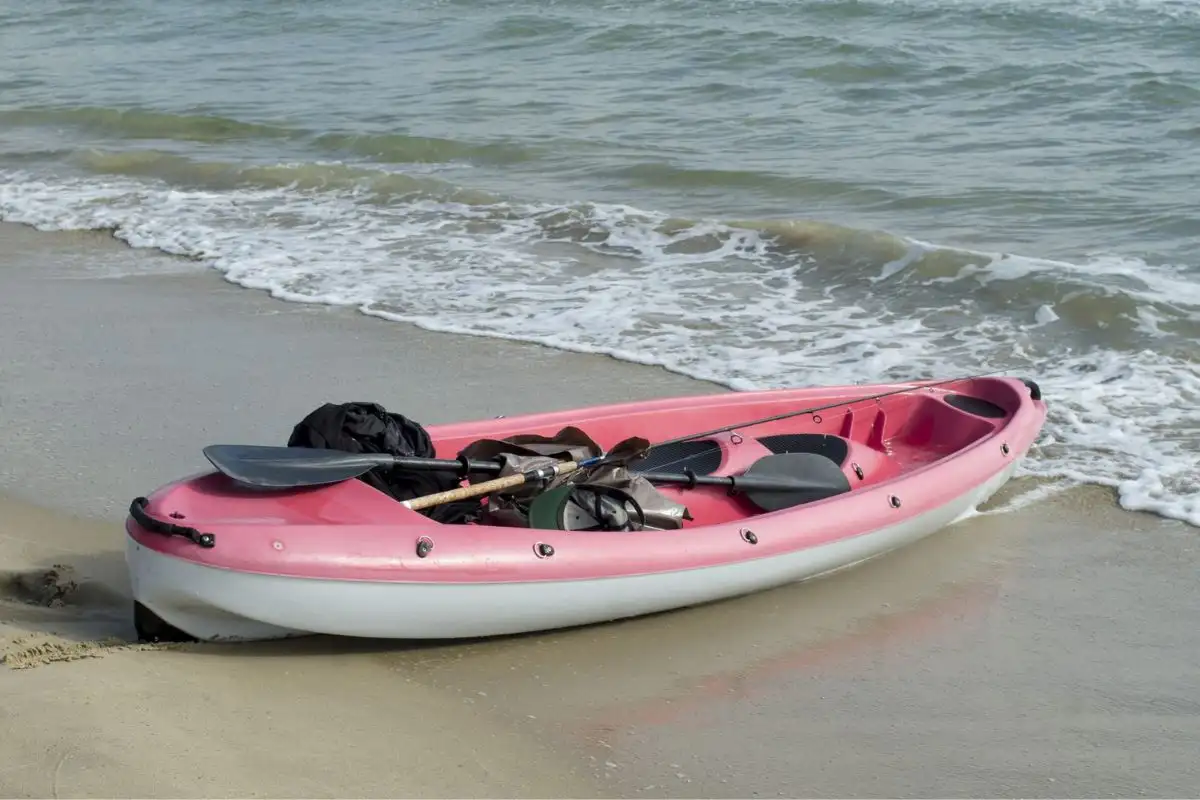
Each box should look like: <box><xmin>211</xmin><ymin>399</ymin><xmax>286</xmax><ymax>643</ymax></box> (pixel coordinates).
<box><xmin>126</xmin><ymin>461</ymin><xmax>1017</xmax><ymax>642</ymax></box>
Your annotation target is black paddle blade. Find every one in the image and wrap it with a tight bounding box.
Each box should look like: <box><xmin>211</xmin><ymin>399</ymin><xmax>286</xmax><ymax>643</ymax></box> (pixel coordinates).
<box><xmin>737</xmin><ymin>453</ymin><xmax>852</xmax><ymax>512</ymax></box>
<box><xmin>203</xmin><ymin>444</ymin><xmax>398</xmax><ymax>489</ymax></box>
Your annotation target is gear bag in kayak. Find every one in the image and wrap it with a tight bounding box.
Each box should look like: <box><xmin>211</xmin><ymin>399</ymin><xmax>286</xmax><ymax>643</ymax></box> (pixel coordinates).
<box><xmin>456</xmin><ymin>425</ymin><xmax>692</xmax><ymax>530</ymax></box>
<box><xmin>287</xmin><ymin>401</ymin><xmax>482</xmax><ymax>524</ymax></box>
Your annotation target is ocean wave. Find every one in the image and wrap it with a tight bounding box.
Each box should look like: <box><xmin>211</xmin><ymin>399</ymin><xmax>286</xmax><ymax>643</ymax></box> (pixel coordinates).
<box><xmin>0</xmin><ymin>106</ymin><xmax>534</xmax><ymax>166</ymax></box>
<box><xmin>312</xmin><ymin>132</ymin><xmax>533</xmax><ymax>165</ymax></box>
<box><xmin>24</xmin><ymin>149</ymin><xmax>1200</xmax><ymax>337</ymax></box>
<box><xmin>0</xmin><ymin>107</ymin><xmax>295</xmax><ymax>143</ymax></box>
<box><xmin>612</xmin><ymin>163</ymin><xmax>899</xmax><ymax>205</ymax></box>
<box><xmin>68</xmin><ymin>150</ymin><xmax>500</xmax><ymax>204</ymax></box>
<box><xmin>0</xmin><ymin>165</ymin><xmax>1196</xmax><ymax>527</ymax></box>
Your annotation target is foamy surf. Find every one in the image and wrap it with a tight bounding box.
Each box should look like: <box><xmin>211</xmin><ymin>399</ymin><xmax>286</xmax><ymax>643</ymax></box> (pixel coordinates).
<box><xmin>1</xmin><ymin>165</ymin><xmax>1196</xmax><ymax>527</ymax></box>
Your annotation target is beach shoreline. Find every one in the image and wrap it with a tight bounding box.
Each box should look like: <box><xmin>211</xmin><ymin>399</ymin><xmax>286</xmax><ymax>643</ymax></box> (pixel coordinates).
<box><xmin>0</xmin><ymin>221</ymin><xmax>724</xmax><ymax>518</ymax></box>
<box><xmin>0</xmin><ymin>219</ymin><xmax>724</xmax><ymax>798</ymax></box>
<box><xmin>2</xmin><ymin>220</ymin><xmax>1197</xmax><ymax>798</ymax></box>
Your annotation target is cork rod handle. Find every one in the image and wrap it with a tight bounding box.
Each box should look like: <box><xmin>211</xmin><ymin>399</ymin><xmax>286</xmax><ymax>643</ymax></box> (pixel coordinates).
<box><xmin>402</xmin><ymin>461</ymin><xmax>581</xmax><ymax>511</ymax></box>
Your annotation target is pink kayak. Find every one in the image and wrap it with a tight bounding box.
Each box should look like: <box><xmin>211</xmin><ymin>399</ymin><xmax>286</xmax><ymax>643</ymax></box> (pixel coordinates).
<box><xmin>125</xmin><ymin>375</ymin><xmax>1047</xmax><ymax>643</ymax></box>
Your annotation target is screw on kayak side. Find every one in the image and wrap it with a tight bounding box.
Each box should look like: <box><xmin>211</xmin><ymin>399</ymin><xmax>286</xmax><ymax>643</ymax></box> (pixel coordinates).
<box><xmin>852</xmin><ymin>462</ymin><xmax>864</xmax><ymax>480</ymax></box>
<box><xmin>535</xmin><ymin>542</ymin><xmax>555</xmax><ymax>558</ymax></box>
<box><xmin>740</xmin><ymin>528</ymin><xmax>758</xmax><ymax>545</ymax></box>
<box><xmin>416</xmin><ymin>537</ymin><xmax>434</xmax><ymax>558</ymax></box>
<box><xmin>1001</xmin><ymin>442</ymin><xmax>1010</xmax><ymax>456</ymax></box>
<box><xmin>889</xmin><ymin>495</ymin><xmax>902</xmax><ymax>508</ymax></box>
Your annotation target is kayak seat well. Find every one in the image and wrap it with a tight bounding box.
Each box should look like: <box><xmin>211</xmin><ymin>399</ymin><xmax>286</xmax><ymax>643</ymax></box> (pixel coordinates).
<box><xmin>756</xmin><ymin>433</ymin><xmax>849</xmax><ymax>466</ymax></box>
<box><xmin>640</xmin><ymin>433</ymin><xmax>866</xmax><ymax>526</ymax></box>
<box><xmin>625</xmin><ymin>438</ymin><xmax>723</xmax><ymax>475</ymax></box>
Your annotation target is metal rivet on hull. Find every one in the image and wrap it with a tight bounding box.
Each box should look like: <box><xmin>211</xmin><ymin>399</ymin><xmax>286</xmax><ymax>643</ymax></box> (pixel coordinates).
<box><xmin>1001</xmin><ymin>442</ymin><xmax>1010</xmax><ymax>456</ymax></box>
<box><xmin>535</xmin><ymin>542</ymin><xmax>555</xmax><ymax>558</ymax></box>
<box><xmin>740</xmin><ymin>528</ymin><xmax>758</xmax><ymax>545</ymax></box>
<box><xmin>889</xmin><ymin>495</ymin><xmax>902</xmax><ymax>508</ymax></box>
<box><xmin>416</xmin><ymin>537</ymin><xmax>434</xmax><ymax>558</ymax></box>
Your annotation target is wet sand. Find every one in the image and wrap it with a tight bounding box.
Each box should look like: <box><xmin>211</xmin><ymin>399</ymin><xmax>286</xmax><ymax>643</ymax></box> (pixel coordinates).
<box><xmin>0</xmin><ymin>504</ymin><xmax>597</xmax><ymax>798</ymax></box>
<box><xmin>1</xmin><ymin>222</ymin><xmax>1197</xmax><ymax>797</ymax></box>
<box><xmin>419</xmin><ymin>485</ymin><xmax>1200</xmax><ymax>797</ymax></box>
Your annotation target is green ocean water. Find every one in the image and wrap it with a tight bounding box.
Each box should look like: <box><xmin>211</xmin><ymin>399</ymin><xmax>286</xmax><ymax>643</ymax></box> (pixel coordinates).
<box><xmin>0</xmin><ymin>0</ymin><xmax>1197</xmax><ymax>524</ymax></box>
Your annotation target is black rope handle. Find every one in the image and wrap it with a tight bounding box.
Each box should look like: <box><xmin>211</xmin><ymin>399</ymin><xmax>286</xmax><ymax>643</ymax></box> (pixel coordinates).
<box><xmin>128</xmin><ymin>497</ymin><xmax>216</xmax><ymax>548</ymax></box>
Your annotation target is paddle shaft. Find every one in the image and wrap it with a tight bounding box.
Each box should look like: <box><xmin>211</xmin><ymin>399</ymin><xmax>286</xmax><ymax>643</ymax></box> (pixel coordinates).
<box><xmin>369</xmin><ymin>373</ymin><xmax>1010</xmax><ymax>481</ymax></box>
<box><xmin>205</xmin><ymin>370</ymin><xmax>1012</xmax><ymax>491</ymax></box>
<box><xmin>393</xmin><ymin>370</ymin><xmax>1010</xmax><ymax>511</ymax></box>
<box><xmin>360</xmin><ymin>453</ymin><xmax>520</xmax><ymax>475</ymax></box>
<box><xmin>206</xmin><ymin>443</ymin><xmax>851</xmax><ymax>496</ymax></box>
<box><xmin>205</xmin><ymin>369</ymin><xmax>1019</xmax><ymax>510</ymax></box>
<box><xmin>399</xmin><ymin>457</ymin><xmax>843</xmax><ymax>511</ymax></box>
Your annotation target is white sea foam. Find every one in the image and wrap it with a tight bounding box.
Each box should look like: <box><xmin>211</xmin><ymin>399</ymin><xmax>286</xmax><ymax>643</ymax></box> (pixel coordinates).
<box><xmin>1</xmin><ymin>169</ymin><xmax>1197</xmax><ymax>527</ymax></box>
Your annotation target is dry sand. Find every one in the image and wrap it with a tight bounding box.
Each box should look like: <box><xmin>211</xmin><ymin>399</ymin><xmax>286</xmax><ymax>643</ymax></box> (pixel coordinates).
<box><xmin>1</xmin><ymin>221</ymin><xmax>1198</xmax><ymax>798</ymax></box>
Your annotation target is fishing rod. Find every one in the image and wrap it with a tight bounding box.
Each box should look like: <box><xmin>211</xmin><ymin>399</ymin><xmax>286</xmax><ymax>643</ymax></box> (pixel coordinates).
<box><xmin>200</xmin><ymin>369</ymin><xmax>1018</xmax><ymax>499</ymax></box>
<box><xmin>580</xmin><ymin>367</ymin><xmax>1014</xmax><ymax>470</ymax></box>
<box><xmin>402</xmin><ymin>369</ymin><xmax>1018</xmax><ymax>512</ymax></box>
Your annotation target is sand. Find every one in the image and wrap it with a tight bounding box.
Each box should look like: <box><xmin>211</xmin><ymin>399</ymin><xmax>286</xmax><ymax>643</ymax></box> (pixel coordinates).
<box><xmin>2</xmin><ymin>221</ymin><xmax>1198</xmax><ymax>798</ymax></box>
<box><xmin>0</xmin><ymin>221</ymin><xmax>708</xmax><ymax>798</ymax></box>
